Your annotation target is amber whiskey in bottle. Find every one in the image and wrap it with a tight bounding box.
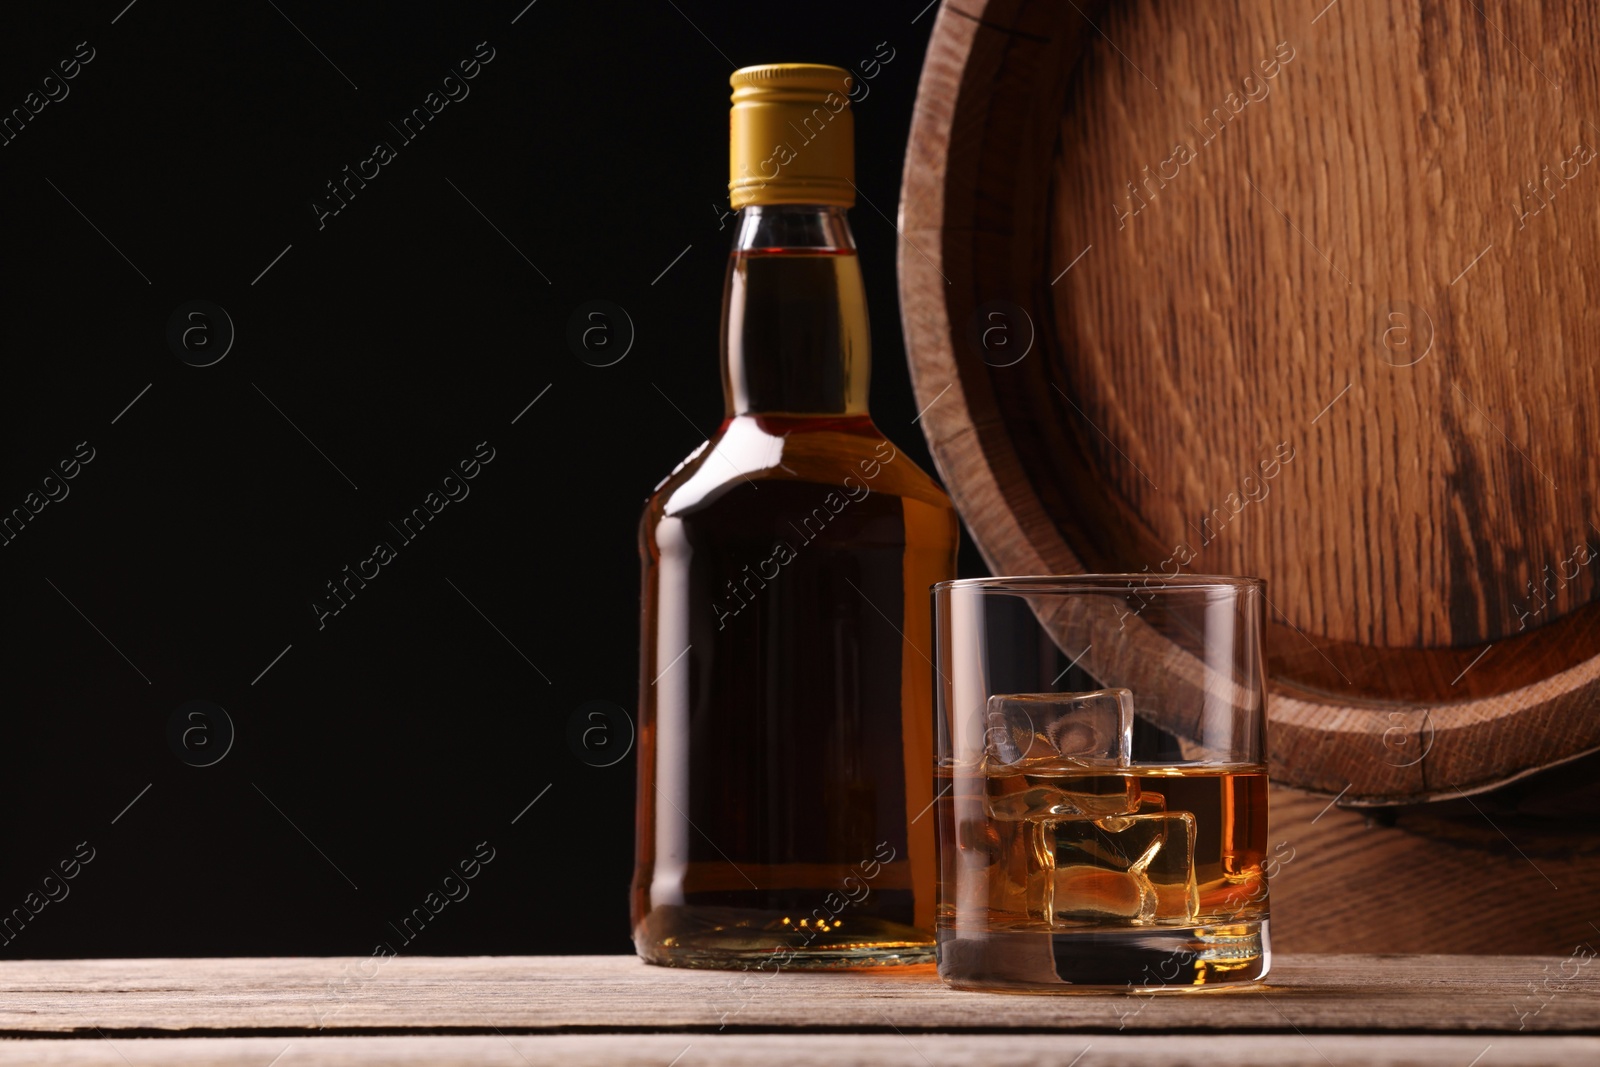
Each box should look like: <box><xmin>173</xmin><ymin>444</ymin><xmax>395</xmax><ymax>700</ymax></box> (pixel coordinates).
<box><xmin>632</xmin><ymin>64</ymin><xmax>959</xmax><ymax>968</ymax></box>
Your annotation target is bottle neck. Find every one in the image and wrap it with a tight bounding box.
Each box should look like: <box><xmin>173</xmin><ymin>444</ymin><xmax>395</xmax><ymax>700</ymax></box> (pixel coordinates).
<box><xmin>721</xmin><ymin>204</ymin><xmax>871</xmax><ymax>418</ymax></box>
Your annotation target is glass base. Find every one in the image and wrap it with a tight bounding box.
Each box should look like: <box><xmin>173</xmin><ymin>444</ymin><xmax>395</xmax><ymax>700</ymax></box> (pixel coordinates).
<box><xmin>937</xmin><ymin>919</ymin><xmax>1269</xmax><ymax>992</ymax></box>
<box><xmin>635</xmin><ymin>905</ymin><xmax>935</xmax><ymax>970</ymax></box>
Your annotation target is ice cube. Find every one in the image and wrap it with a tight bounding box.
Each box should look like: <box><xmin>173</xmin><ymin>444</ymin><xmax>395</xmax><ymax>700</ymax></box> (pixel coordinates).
<box><xmin>1094</xmin><ymin>788</ymin><xmax>1168</xmax><ymax>831</ymax></box>
<box><xmin>981</xmin><ymin>689</ymin><xmax>1140</xmax><ymax>821</ymax></box>
<box><xmin>1035</xmin><ymin>812</ymin><xmax>1199</xmax><ymax>926</ymax></box>
<box><xmin>984</xmin><ymin>773</ymin><xmax>1142</xmax><ymax>821</ymax></box>
<box><xmin>982</xmin><ymin>688</ymin><xmax>1134</xmax><ymax>770</ymax></box>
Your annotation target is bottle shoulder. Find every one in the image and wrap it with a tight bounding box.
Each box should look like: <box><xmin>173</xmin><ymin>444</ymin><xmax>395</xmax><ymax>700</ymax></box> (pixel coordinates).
<box><xmin>644</xmin><ymin>415</ymin><xmax>955</xmax><ymax>523</ymax></box>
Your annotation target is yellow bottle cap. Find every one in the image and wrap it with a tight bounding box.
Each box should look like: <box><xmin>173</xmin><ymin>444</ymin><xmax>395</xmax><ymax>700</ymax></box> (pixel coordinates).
<box><xmin>729</xmin><ymin>64</ymin><xmax>854</xmax><ymax>210</ymax></box>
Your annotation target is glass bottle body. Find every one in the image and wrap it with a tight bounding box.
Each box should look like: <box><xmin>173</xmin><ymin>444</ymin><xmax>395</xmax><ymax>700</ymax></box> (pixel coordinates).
<box><xmin>633</xmin><ymin>206</ymin><xmax>959</xmax><ymax>968</ymax></box>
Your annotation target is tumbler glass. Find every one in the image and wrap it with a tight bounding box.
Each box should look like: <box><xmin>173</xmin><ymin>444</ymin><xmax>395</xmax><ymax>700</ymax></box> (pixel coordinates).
<box><xmin>933</xmin><ymin>575</ymin><xmax>1270</xmax><ymax>991</ymax></box>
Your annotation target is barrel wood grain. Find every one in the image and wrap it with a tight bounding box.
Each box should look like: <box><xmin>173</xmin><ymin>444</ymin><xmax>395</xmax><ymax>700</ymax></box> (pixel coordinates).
<box><xmin>1267</xmin><ymin>783</ymin><xmax>1600</xmax><ymax>955</ymax></box>
<box><xmin>897</xmin><ymin>0</ymin><xmax>1600</xmax><ymax>803</ymax></box>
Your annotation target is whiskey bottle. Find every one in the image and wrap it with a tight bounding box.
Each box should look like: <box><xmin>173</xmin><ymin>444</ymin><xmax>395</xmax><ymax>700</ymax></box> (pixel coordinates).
<box><xmin>632</xmin><ymin>64</ymin><xmax>960</xmax><ymax>968</ymax></box>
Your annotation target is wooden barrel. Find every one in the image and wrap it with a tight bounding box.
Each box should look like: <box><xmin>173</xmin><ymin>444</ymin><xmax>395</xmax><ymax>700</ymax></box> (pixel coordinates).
<box><xmin>899</xmin><ymin>0</ymin><xmax>1600</xmax><ymax>810</ymax></box>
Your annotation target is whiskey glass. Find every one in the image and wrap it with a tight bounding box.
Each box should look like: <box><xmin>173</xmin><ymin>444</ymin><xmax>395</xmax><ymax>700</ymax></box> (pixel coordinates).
<box><xmin>933</xmin><ymin>575</ymin><xmax>1270</xmax><ymax>991</ymax></box>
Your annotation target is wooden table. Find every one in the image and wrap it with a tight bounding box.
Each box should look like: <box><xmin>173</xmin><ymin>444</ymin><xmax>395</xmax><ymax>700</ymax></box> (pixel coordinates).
<box><xmin>0</xmin><ymin>955</ymin><xmax>1594</xmax><ymax>1064</ymax></box>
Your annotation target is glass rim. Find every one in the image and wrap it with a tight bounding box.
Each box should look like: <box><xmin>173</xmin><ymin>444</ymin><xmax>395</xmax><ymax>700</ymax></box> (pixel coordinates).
<box><xmin>933</xmin><ymin>573</ymin><xmax>1265</xmax><ymax>594</ymax></box>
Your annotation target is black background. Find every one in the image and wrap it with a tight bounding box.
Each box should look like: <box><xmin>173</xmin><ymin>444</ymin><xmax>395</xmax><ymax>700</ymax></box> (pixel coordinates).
<box><xmin>0</xmin><ymin>0</ymin><xmax>983</xmax><ymax>957</ymax></box>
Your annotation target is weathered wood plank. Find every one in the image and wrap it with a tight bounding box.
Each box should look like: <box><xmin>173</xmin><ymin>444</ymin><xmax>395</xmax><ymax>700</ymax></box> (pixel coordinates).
<box><xmin>0</xmin><ymin>1033</ymin><xmax>1593</xmax><ymax>1066</ymax></box>
<box><xmin>0</xmin><ymin>955</ymin><xmax>1591</xmax><ymax>1035</ymax></box>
